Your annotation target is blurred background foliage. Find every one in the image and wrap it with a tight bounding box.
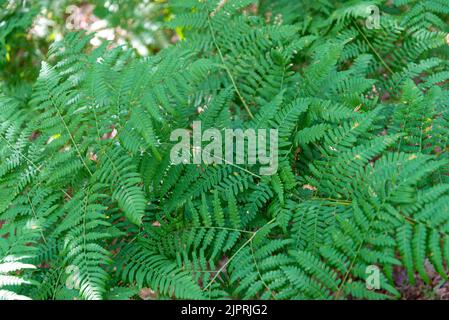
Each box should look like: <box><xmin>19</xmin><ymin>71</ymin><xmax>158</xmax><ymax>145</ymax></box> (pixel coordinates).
<box><xmin>2</xmin><ymin>0</ymin><xmax>449</xmax><ymax>91</ymax></box>
<box><xmin>0</xmin><ymin>0</ymin><xmax>171</xmax><ymax>87</ymax></box>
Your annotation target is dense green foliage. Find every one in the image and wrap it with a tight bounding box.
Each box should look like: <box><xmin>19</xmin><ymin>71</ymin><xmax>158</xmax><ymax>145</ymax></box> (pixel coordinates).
<box><xmin>1</xmin><ymin>0</ymin><xmax>449</xmax><ymax>300</ymax></box>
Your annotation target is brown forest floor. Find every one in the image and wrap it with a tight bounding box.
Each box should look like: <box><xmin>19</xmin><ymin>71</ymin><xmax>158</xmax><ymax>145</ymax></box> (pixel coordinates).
<box><xmin>394</xmin><ymin>262</ymin><xmax>449</xmax><ymax>300</ymax></box>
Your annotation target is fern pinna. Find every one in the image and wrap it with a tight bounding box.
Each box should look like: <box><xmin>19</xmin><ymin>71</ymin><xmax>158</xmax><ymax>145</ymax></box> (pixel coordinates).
<box><xmin>1</xmin><ymin>0</ymin><xmax>449</xmax><ymax>300</ymax></box>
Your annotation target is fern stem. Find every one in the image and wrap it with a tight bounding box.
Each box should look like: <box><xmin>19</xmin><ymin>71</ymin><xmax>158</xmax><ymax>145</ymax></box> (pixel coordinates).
<box><xmin>191</xmin><ymin>226</ymin><xmax>253</xmax><ymax>234</ymax></box>
<box><xmin>352</xmin><ymin>20</ymin><xmax>393</xmax><ymax>74</ymax></box>
<box><xmin>0</xmin><ymin>132</ymin><xmax>73</xmax><ymax>200</ymax></box>
<box><xmin>0</xmin><ymin>133</ymin><xmax>41</xmax><ymax>172</ymax></box>
<box><xmin>209</xmin><ymin>153</ymin><xmax>262</xmax><ymax>179</ymax></box>
<box><xmin>26</xmin><ymin>193</ymin><xmax>47</xmax><ymax>244</ymax></box>
<box><xmin>206</xmin><ymin>14</ymin><xmax>255</xmax><ymax>119</ymax></box>
<box><xmin>335</xmin><ymin>193</ymin><xmax>389</xmax><ymax>298</ymax></box>
<box><xmin>53</xmin><ymin>104</ymin><xmax>93</xmax><ymax>176</ymax></box>
<box><xmin>250</xmin><ymin>241</ymin><xmax>276</xmax><ymax>299</ymax></box>
<box><xmin>311</xmin><ymin>197</ymin><xmax>351</xmax><ymax>206</ymax></box>
<box><xmin>203</xmin><ymin>218</ymin><xmax>275</xmax><ymax>292</ymax></box>
<box><xmin>51</xmin><ymin>266</ymin><xmax>65</xmax><ymax>300</ymax></box>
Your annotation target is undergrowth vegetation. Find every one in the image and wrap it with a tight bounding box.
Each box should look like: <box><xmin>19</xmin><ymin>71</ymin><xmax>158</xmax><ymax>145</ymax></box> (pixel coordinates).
<box><xmin>1</xmin><ymin>0</ymin><xmax>449</xmax><ymax>300</ymax></box>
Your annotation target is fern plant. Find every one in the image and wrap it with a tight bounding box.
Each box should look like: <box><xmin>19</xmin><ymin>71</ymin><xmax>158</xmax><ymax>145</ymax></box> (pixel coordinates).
<box><xmin>1</xmin><ymin>0</ymin><xmax>449</xmax><ymax>300</ymax></box>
